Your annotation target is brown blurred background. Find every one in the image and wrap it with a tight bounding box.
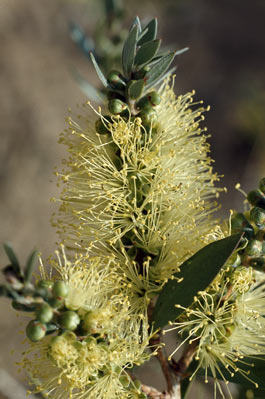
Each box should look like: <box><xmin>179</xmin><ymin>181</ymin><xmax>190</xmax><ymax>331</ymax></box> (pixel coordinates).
<box><xmin>0</xmin><ymin>0</ymin><xmax>264</xmax><ymax>397</ymax></box>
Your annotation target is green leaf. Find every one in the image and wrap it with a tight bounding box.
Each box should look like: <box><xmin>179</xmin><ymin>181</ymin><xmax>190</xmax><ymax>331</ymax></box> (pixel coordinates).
<box><xmin>90</xmin><ymin>52</ymin><xmax>108</xmax><ymax>88</ymax></box>
<box><xmin>24</xmin><ymin>250</ymin><xmax>38</xmax><ymax>283</ymax></box>
<box><xmin>3</xmin><ymin>243</ymin><xmax>20</xmax><ymax>275</ymax></box>
<box><xmin>134</xmin><ymin>39</ymin><xmax>161</xmax><ymax>67</ymax></box>
<box><xmin>122</xmin><ymin>24</ymin><xmax>138</xmax><ymax>78</ymax></box>
<box><xmin>152</xmin><ymin>233</ymin><xmax>242</xmax><ymax>329</ymax></box>
<box><xmin>132</xmin><ymin>16</ymin><xmax>141</xmax><ymax>33</ymax></box>
<box><xmin>181</xmin><ymin>376</ymin><xmax>194</xmax><ymax>398</ymax></box>
<box><xmin>127</xmin><ymin>79</ymin><xmax>145</xmax><ymax>100</ymax></box>
<box><xmin>175</xmin><ymin>46</ymin><xmax>189</xmax><ymax>56</ymax></box>
<box><xmin>138</xmin><ymin>18</ymin><xmax>157</xmax><ymax>46</ymax></box>
<box><xmin>145</xmin><ymin>51</ymin><xmax>176</xmax><ymax>89</ymax></box>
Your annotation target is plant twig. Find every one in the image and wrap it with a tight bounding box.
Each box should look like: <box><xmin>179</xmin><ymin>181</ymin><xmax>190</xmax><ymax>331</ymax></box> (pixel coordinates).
<box><xmin>150</xmin><ymin>332</ymin><xmax>173</xmax><ymax>393</ymax></box>
<box><xmin>170</xmin><ymin>338</ymin><xmax>200</xmax><ymax>383</ymax></box>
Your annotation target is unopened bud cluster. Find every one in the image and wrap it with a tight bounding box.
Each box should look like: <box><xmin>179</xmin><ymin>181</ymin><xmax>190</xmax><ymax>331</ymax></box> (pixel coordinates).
<box><xmin>231</xmin><ymin>177</ymin><xmax>265</xmax><ymax>270</ymax></box>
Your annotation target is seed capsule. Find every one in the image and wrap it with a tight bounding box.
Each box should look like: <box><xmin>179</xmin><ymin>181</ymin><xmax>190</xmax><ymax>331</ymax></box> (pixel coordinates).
<box><xmin>52</xmin><ymin>281</ymin><xmax>69</xmax><ymax>298</ymax></box>
<box><xmin>26</xmin><ymin>320</ymin><xmax>47</xmax><ymax>342</ymax></box>
<box><xmin>108</xmin><ymin>99</ymin><xmax>127</xmax><ymax>115</ymax></box>
<box><xmin>250</xmin><ymin>206</ymin><xmax>265</xmax><ymax>228</ymax></box>
<box><xmin>35</xmin><ymin>303</ymin><xmax>54</xmax><ymax>323</ymax></box>
<box><xmin>247</xmin><ymin>190</ymin><xmax>265</xmax><ymax>209</ymax></box>
<box><xmin>59</xmin><ymin>310</ymin><xmax>80</xmax><ymax>331</ymax></box>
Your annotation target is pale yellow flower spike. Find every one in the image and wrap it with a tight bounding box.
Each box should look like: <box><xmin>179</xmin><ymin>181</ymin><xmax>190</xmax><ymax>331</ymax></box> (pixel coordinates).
<box><xmin>19</xmin><ymin>247</ymin><xmax>151</xmax><ymax>399</ymax></box>
<box><xmin>54</xmin><ymin>76</ymin><xmax>224</xmax><ymax>287</ymax></box>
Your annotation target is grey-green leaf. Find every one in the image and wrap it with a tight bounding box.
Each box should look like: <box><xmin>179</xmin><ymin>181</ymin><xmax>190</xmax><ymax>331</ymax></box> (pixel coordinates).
<box><xmin>3</xmin><ymin>243</ymin><xmax>20</xmax><ymax>275</ymax></box>
<box><xmin>122</xmin><ymin>24</ymin><xmax>138</xmax><ymax>77</ymax></box>
<box><xmin>90</xmin><ymin>52</ymin><xmax>108</xmax><ymax>88</ymax></box>
<box><xmin>138</xmin><ymin>18</ymin><xmax>157</xmax><ymax>46</ymax></box>
<box><xmin>152</xmin><ymin>233</ymin><xmax>242</xmax><ymax>329</ymax></box>
<box><xmin>132</xmin><ymin>16</ymin><xmax>141</xmax><ymax>33</ymax></box>
<box><xmin>127</xmin><ymin>79</ymin><xmax>145</xmax><ymax>100</ymax></box>
<box><xmin>134</xmin><ymin>39</ymin><xmax>161</xmax><ymax>67</ymax></box>
<box><xmin>145</xmin><ymin>51</ymin><xmax>176</xmax><ymax>89</ymax></box>
<box><xmin>24</xmin><ymin>250</ymin><xmax>38</xmax><ymax>283</ymax></box>
<box><xmin>175</xmin><ymin>46</ymin><xmax>189</xmax><ymax>56</ymax></box>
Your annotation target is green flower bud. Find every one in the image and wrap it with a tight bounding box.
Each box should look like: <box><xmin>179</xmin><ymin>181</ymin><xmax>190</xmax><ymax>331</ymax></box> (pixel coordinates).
<box><xmin>95</xmin><ymin>116</ymin><xmax>112</xmax><ymax>135</ymax></box>
<box><xmin>259</xmin><ymin>177</ymin><xmax>265</xmax><ymax>194</ymax></box>
<box><xmin>247</xmin><ymin>190</ymin><xmax>265</xmax><ymax>210</ymax></box>
<box><xmin>48</xmin><ymin>297</ymin><xmax>64</xmax><ymax>309</ymax></box>
<box><xmin>59</xmin><ymin>310</ymin><xmax>80</xmax><ymax>331</ymax></box>
<box><xmin>35</xmin><ymin>303</ymin><xmax>54</xmax><ymax>323</ymax></box>
<box><xmin>107</xmin><ymin>70</ymin><xmax>126</xmax><ymax>90</ymax></box>
<box><xmin>52</xmin><ymin>281</ymin><xmax>69</xmax><ymax>298</ymax></box>
<box><xmin>139</xmin><ymin>107</ymin><xmax>157</xmax><ymax>127</ymax></box>
<box><xmin>147</xmin><ymin>91</ymin><xmax>161</xmax><ymax>106</ymax></box>
<box><xmin>245</xmin><ymin>239</ymin><xmax>262</xmax><ymax>257</ymax></box>
<box><xmin>119</xmin><ymin>375</ymin><xmax>130</xmax><ymax>387</ymax></box>
<box><xmin>228</xmin><ymin>252</ymin><xmax>241</xmax><ymax>267</ymax></box>
<box><xmin>133</xmin><ymin>65</ymin><xmax>150</xmax><ymax>80</ymax></box>
<box><xmin>137</xmin><ymin>91</ymin><xmax>161</xmax><ymax>110</ymax></box>
<box><xmin>108</xmin><ymin>99</ymin><xmax>127</xmax><ymax>115</ymax></box>
<box><xmin>37</xmin><ymin>279</ymin><xmax>54</xmax><ymax>290</ymax></box>
<box><xmin>231</xmin><ymin>212</ymin><xmax>254</xmax><ymax>238</ymax></box>
<box><xmin>82</xmin><ymin>311</ymin><xmax>98</xmax><ymax>332</ymax></box>
<box><xmin>250</xmin><ymin>206</ymin><xmax>265</xmax><ymax>228</ymax></box>
<box><xmin>26</xmin><ymin>320</ymin><xmax>47</xmax><ymax>342</ymax></box>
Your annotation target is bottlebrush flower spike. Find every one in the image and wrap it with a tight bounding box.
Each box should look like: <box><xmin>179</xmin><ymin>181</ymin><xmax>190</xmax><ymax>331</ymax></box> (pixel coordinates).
<box><xmin>54</xmin><ymin>77</ymin><xmax>224</xmax><ymax>288</ymax></box>
<box><xmin>19</xmin><ymin>247</ymin><xmax>151</xmax><ymax>399</ymax></box>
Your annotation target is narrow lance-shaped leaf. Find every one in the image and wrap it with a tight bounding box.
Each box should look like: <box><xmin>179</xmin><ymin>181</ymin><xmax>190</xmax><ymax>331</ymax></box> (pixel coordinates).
<box><xmin>3</xmin><ymin>243</ymin><xmax>21</xmax><ymax>276</ymax></box>
<box><xmin>122</xmin><ymin>24</ymin><xmax>138</xmax><ymax>78</ymax></box>
<box><xmin>132</xmin><ymin>16</ymin><xmax>141</xmax><ymax>33</ymax></box>
<box><xmin>90</xmin><ymin>52</ymin><xmax>108</xmax><ymax>88</ymax></box>
<box><xmin>145</xmin><ymin>51</ymin><xmax>176</xmax><ymax>89</ymax></box>
<box><xmin>24</xmin><ymin>249</ymin><xmax>38</xmax><ymax>283</ymax></box>
<box><xmin>151</xmin><ymin>66</ymin><xmax>176</xmax><ymax>89</ymax></box>
<box><xmin>134</xmin><ymin>39</ymin><xmax>161</xmax><ymax>67</ymax></box>
<box><xmin>152</xmin><ymin>233</ymin><xmax>242</xmax><ymax>329</ymax></box>
<box><xmin>138</xmin><ymin>18</ymin><xmax>157</xmax><ymax>46</ymax></box>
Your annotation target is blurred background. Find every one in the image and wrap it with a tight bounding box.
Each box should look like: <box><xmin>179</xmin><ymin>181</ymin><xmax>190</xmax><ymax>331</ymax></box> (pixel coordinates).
<box><xmin>0</xmin><ymin>0</ymin><xmax>264</xmax><ymax>398</ymax></box>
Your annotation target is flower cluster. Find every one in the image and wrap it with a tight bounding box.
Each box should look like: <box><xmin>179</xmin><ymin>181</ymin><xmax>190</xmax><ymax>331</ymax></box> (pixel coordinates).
<box><xmin>20</xmin><ymin>248</ymin><xmax>150</xmax><ymax>399</ymax></box>
<box><xmin>5</xmin><ymin>16</ymin><xmax>265</xmax><ymax>399</ymax></box>
<box><xmin>165</xmin><ymin>258</ymin><xmax>265</xmax><ymax>398</ymax></box>
<box><xmin>54</xmin><ymin>79</ymin><xmax>223</xmax><ymax>288</ymax></box>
